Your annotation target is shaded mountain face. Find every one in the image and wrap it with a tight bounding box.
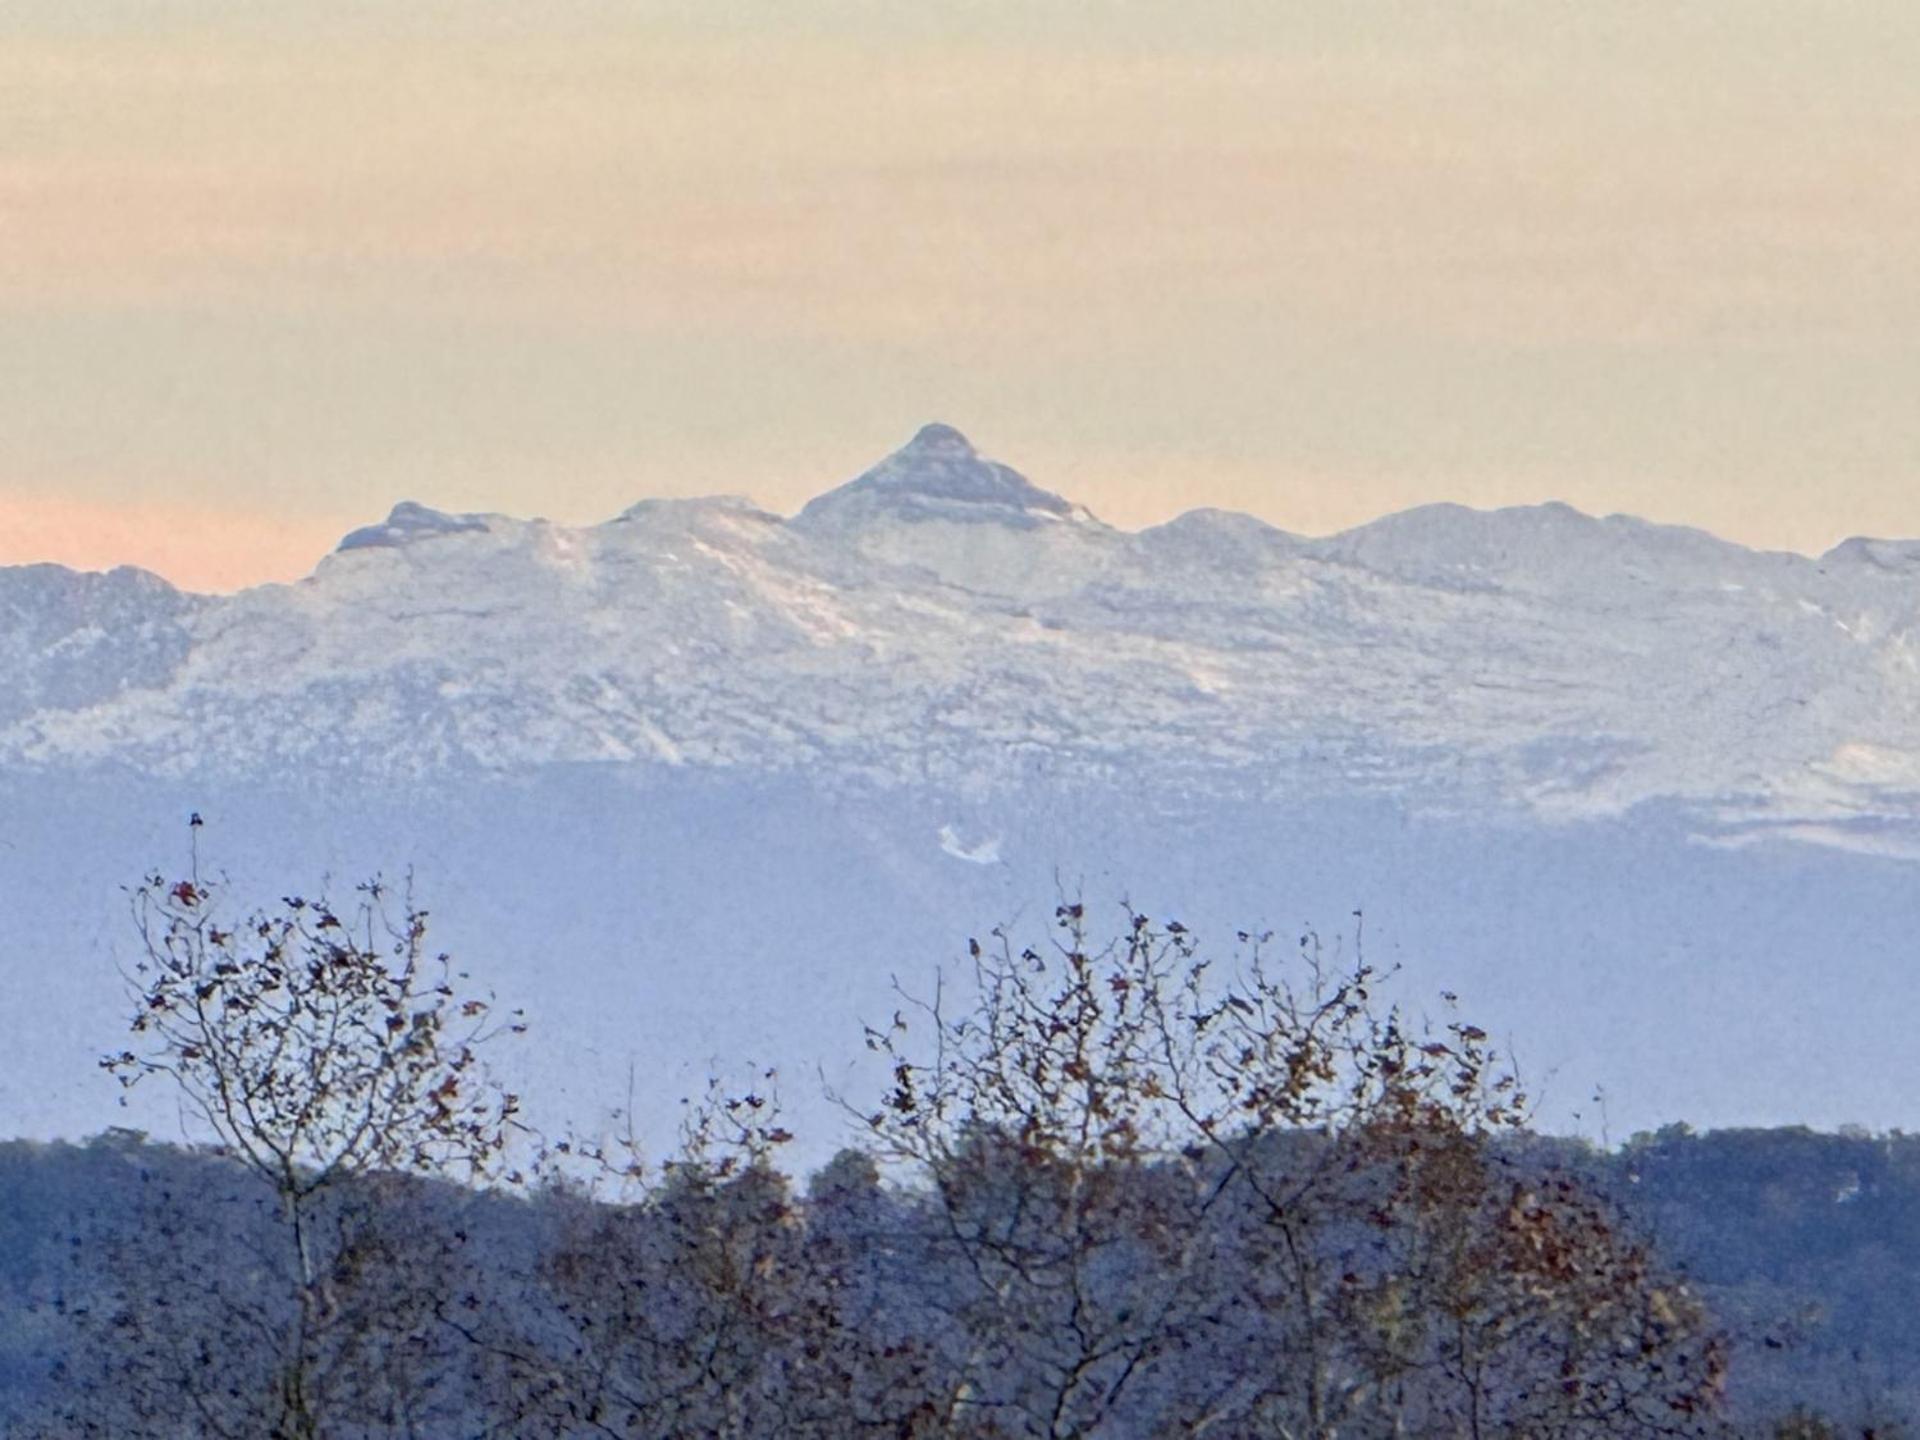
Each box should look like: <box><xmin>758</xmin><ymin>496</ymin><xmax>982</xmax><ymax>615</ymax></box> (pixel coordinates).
<box><xmin>795</xmin><ymin>422</ymin><xmax>1087</xmax><ymax>529</ymax></box>
<box><xmin>4</xmin><ymin>424</ymin><xmax>1919</xmax><ymax>851</ymax></box>
<box><xmin>337</xmin><ymin>501</ymin><xmax>495</xmax><ymax>553</ymax></box>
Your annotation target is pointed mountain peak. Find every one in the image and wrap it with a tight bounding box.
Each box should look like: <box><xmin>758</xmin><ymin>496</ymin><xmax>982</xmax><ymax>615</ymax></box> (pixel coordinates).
<box><xmin>899</xmin><ymin>421</ymin><xmax>976</xmax><ymax>457</ymax></box>
<box><xmin>794</xmin><ymin>423</ymin><xmax>1095</xmax><ymax>532</ymax></box>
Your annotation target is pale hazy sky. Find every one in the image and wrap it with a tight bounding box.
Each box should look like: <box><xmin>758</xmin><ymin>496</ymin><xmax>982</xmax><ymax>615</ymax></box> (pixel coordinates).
<box><xmin>3</xmin><ymin>2</ymin><xmax>1918</xmax><ymax>590</ymax></box>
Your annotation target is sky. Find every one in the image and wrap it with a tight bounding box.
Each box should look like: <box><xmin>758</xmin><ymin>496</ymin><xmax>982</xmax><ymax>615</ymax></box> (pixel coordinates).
<box><xmin>2</xmin><ymin>2</ymin><xmax>1918</xmax><ymax>592</ymax></box>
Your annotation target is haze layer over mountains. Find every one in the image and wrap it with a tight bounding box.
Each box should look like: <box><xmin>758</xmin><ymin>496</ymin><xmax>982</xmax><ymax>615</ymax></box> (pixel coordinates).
<box><xmin>6</xmin><ymin>426</ymin><xmax>1919</xmax><ymax>1157</ymax></box>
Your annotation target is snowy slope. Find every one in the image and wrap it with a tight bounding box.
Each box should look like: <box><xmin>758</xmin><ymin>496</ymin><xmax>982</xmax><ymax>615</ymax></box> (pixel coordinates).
<box><xmin>0</xmin><ymin>564</ymin><xmax>201</xmax><ymax>729</ymax></box>
<box><xmin>7</xmin><ymin>423</ymin><xmax>1920</xmax><ymax>852</ymax></box>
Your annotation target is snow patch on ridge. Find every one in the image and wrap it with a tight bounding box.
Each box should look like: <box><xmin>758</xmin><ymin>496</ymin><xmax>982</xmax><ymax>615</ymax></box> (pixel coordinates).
<box><xmin>938</xmin><ymin>824</ymin><xmax>1003</xmax><ymax>865</ymax></box>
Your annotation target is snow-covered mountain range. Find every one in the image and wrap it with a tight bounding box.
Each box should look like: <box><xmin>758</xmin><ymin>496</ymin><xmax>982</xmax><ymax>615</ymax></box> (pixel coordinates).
<box><xmin>6</xmin><ymin>425</ymin><xmax>1920</xmax><ymax>1156</ymax></box>
<box><xmin>10</xmin><ymin>423</ymin><xmax>1920</xmax><ymax>853</ymax></box>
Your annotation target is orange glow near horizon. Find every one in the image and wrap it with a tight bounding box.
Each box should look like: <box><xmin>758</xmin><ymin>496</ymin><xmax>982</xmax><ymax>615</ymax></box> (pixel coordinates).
<box><xmin>0</xmin><ymin>493</ymin><xmax>342</xmax><ymax>593</ymax></box>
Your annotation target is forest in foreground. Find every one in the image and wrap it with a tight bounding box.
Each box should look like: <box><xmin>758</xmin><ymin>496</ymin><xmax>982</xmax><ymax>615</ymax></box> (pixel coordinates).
<box><xmin>0</xmin><ymin>860</ymin><xmax>1911</xmax><ymax>1438</ymax></box>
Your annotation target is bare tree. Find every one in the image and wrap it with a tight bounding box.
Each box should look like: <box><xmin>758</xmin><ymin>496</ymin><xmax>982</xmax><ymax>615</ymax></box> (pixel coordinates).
<box><xmin>857</xmin><ymin>902</ymin><xmax>1727</xmax><ymax>1439</ymax></box>
<box><xmin>82</xmin><ymin>834</ymin><xmax>525</xmax><ymax>1440</ymax></box>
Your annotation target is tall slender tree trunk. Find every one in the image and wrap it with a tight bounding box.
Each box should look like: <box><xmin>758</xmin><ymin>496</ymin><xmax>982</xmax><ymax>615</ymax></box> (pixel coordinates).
<box><xmin>279</xmin><ymin>1180</ymin><xmax>321</xmax><ymax>1440</ymax></box>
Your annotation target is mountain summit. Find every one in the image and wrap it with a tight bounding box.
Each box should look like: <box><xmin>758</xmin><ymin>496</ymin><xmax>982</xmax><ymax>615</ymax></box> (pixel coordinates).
<box><xmin>794</xmin><ymin>423</ymin><xmax>1093</xmax><ymax>531</ymax></box>
<box><xmin>337</xmin><ymin>501</ymin><xmax>494</xmax><ymax>553</ymax></box>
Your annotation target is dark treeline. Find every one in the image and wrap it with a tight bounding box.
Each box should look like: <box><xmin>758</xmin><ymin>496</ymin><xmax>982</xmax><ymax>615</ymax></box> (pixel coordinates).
<box><xmin>0</xmin><ymin>1125</ymin><xmax>1912</xmax><ymax>1436</ymax></box>
<box><xmin>0</xmin><ymin>855</ymin><xmax>1908</xmax><ymax>1437</ymax></box>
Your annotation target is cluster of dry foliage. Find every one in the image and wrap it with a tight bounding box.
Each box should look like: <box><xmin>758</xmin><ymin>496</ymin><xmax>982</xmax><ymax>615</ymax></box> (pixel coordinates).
<box><xmin>42</xmin><ymin>853</ymin><xmax>1732</xmax><ymax>1440</ymax></box>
